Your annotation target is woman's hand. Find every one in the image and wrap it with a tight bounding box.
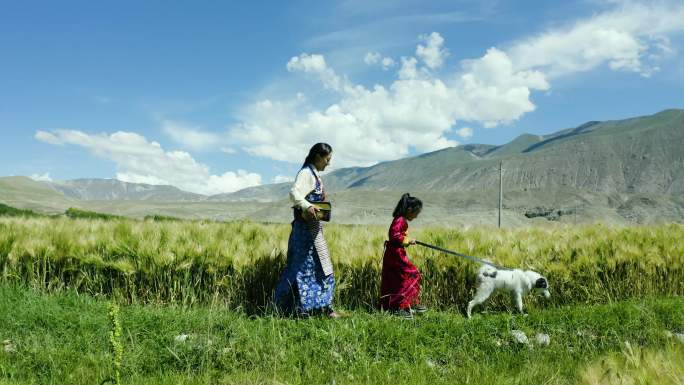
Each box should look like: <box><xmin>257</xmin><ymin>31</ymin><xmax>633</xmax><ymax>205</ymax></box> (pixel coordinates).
<box><xmin>303</xmin><ymin>205</ymin><xmax>320</xmax><ymax>221</ymax></box>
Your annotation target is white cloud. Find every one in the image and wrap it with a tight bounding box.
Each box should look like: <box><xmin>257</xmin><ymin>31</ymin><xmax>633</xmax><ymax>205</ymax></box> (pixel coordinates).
<box><xmin>230</xmin><ymin>36</ymin><xmax>543</xmax><ymax>167</ymax></box>
<box><xmin>231</xmin><ymin>1</ymin><xmax>684</xmax><ymax>169</ymax></box>
<box><xmin>273</xmin><ymin>174</ymin><xmax>294</xmax><ymax>183</ymax></box>
<box><xmin>220</xmin><ymin>147</ymin><xmax>237</xmax><ymax>154</ymax></box>
<box><xmin>287</xmin><ymin>53</ymin><xmax>351</xmax><ymax>92</ymax></box>
<box><xmin>416</xmin><ymin>32</ymin><xmax>448</xmax><ymax>70</ymax></box>
<box><xmin>364</xmin><ymin>52</ymin><xmax>381</xmax><ymax>65</ymax></box>
<box><xmin>231</xmin><ymin>73</ymin><xmax>463</xmax><ymax>167</ymax></box>
<box><xmin>35</xmin><ymin>131</ymin><xmax>63</xmax><ymax>145</ymax></box>
<box><xmin>162</xmin><ymin>120</ymin><xmax>221</xmax><ymax>151</ymax></box>
<box><xmin>456</xmin><ymin>127</ymin><xmax>473</xmax><ymax>139</ymax></box>
<box><xmin>398</xmin><ymin>56</ymin><xmax>420</xmax><ymax>80</ymax></box>
<box><xmin>204</xmin><ymin>171</ymin><xmax>261</xmax><ymax>195</ymax></box>
<box><xmin>365</xmin><ymin>52</ymin><xmax>396</xmax><ymax>70</ymax></box>
<box><xmin>458</xmin><ymin>47</ymin><xmax>549</xmax><ymax>127</ymax></box>
<box><xmin>381</xmin><ymin>57</ymin><xmax>396</xmax><ymax>70</ymax></box>
<box><xmin>35</xmin><ymin>129</ymin><xmax>261</xmax><ymax>195</ymax></box>
<box><xmin>508</xmin><ymin>2</ymin><xmax>684</xmax><ymax>78</ymax></box>
<box><xmin>30</xmin><ymin>172</ymin><xmax>52</xmax><ymax>182</ymax></box>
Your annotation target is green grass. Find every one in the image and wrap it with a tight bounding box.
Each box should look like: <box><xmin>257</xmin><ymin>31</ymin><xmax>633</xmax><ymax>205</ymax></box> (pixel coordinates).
<box><xmin>64</xmin><ymin>207</ymin><xmax>123</xmax><ymax>220</ymax></box>
<box><xmin>144</xmin><ymin>214</ymin><xmax>183</xmax><ymax>222</ymax></box>
<box><xmin>0</xmin><ymin>285</ymin><xmax>682</xmax><ymax>385</ymax></box>
<box><xmin>0</xmin><ymin>203</ymin><xmax>43</xmax><ymax>218</ymax></box>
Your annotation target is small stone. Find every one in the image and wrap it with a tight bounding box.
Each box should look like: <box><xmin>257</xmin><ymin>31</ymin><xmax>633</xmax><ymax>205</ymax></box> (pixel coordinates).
<box><xmin>174</xmin><ymin>334</ymin><xmax>189</xmax><ymax>343</ymax></box>
<box><xmin>511</xmin><ymin>329</ymin><xmax>529</xmax><ymax>345</ymax></box>
<box><xmin>3</xmin><ymin>340</ymin><xmax>15</xmax><ymax>353</ymax></box>
<box><xmin>577</xmin><ymin>330</ymin><xmax>597</xmax><ymax>340</ymax></box>
<box><xmin>676</xmin><ymin>333</ymin><xmax>684</xmax><ymax>343</ymax></box>
<box><xmin>535</xmin><ymin>333</ymin><xmax>550</xmax><ymax>346</ymax></box>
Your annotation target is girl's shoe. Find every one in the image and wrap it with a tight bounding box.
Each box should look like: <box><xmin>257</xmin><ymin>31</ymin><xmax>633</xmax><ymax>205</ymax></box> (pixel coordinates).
<box><xmin>411</xmin><ymin>305</ymin><xmax>428</xmax><ymax>314</ymax></box>
<box><xmin>392</xmin><ymin>309</ymin><xmax>414</xmax><ymax>319</ymax></box>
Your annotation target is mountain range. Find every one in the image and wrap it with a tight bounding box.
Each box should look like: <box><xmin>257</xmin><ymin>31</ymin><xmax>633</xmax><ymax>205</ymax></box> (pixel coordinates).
<box><xmin>48</xmin><ymin>178</ymin><xmax>204</xmax><ymax>201</ymax></box>
<box><xmin>1</xmin><ymin>109</ymin><xmax>683</xmax><ymax>225</ymax></box>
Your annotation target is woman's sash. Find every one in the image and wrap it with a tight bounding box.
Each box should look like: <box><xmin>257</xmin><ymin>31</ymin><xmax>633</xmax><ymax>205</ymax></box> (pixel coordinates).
<box><xmin>308</xmin><ymin>220</ymin><xmax>333</xmax><ymax>276</ymax></box>
<box><xmin>293</xmin><ymin>164</ymin><xmax>333</xmax><ymax>276</ymax></box>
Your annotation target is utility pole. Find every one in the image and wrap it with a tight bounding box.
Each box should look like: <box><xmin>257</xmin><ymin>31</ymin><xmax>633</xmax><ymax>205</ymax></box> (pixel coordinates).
<box><xmin>498</xmin><ymin>160</ymin><xmax>503</xmax><ymax>228</ymax></box>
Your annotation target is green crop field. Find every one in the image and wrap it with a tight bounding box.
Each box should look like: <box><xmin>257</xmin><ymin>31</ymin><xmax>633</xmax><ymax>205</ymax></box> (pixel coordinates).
<box><xmin>1</xmin><ymin>214</ymin><xmax>683</xmax><ymax>384</ymax></box>
<box><xmin>1</xmin><ymin>216</ymin><xmax>682</xmax><ymax>310</ymax></box>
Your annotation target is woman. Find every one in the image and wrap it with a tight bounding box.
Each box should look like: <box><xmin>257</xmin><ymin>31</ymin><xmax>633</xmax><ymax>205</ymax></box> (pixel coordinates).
<box><xmin>274</xmin><ymin>143</ymin><xmax>339</xmax><ymax>318</ymax></box>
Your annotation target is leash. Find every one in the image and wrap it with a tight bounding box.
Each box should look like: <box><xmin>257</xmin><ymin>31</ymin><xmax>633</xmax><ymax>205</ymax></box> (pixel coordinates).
<box><xmin>415</xmin><ymin>241</ymin><xmax>511</xmax><ymax>270</ymax></box>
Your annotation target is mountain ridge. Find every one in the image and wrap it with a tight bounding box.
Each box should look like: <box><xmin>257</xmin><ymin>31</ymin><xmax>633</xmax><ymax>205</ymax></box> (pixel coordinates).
<box><xmin>46</xmin><ymin>178</ymin><xmax>205</xmax><ymax>201</ymax></box>
<box><xmin>2</xmin><ymin>108</ymin><xmax>683</xmax><ymax>224</ymax></box>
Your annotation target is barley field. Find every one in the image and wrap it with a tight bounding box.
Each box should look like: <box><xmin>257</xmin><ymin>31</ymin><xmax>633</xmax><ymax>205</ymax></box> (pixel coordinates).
<box><xmin>1</xmin><ymin>216</ymin><xmax>682</xmax><ymax>312</ymax></box>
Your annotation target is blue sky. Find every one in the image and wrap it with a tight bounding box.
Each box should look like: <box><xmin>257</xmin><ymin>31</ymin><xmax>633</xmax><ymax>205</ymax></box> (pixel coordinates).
<box><xmin>2</xmin><ymin>0</ymin><xmax>683</xmax><ymax>195</ymax></box>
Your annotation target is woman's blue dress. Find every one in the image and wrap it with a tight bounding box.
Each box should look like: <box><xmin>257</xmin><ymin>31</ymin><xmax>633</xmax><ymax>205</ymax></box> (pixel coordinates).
<box><xmin>273</xmin><ymin>166</ymin><xmax>335</xmax><ymax>314</ymax></box>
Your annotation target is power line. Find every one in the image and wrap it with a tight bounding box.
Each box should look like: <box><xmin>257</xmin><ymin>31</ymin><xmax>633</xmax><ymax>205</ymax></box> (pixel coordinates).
<box><xmin>498</xmin><ymin>160</ymin><xmax>503</xmax><ymax>228</ymax></box>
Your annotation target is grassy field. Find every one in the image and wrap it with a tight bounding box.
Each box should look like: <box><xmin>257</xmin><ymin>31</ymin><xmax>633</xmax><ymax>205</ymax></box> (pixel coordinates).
<box><xmin>0</xmin><ymin>286</ymin><xmax>682</xmax><ymax>385</ymax></box>
<box><xmin>1</xmin><ymin>214</ymin><xmax>683</xmax><ymax>383</ymax></box>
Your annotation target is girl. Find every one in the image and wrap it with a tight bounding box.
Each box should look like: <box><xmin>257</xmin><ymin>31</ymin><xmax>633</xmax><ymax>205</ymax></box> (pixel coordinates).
<box><xmin>273</xmin><ymin>143</ymin><xmax>339</xmax><ymax>318</ymax></box>
<box><xmin>380</xmin><ymin>193</ymin><xmax>425</xmax><ymax>318</ymax></box>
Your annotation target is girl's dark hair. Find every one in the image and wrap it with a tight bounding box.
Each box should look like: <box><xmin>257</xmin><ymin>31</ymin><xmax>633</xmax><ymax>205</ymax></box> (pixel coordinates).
<box><xmin>392</xmin><ymin>193</ymin><xmax>423</xmax><ymax>218</ymax></box>
<box><xmin>303</xmin><ymin>143</ymin><xmax>333</xmax><ymax>167</ymax></box>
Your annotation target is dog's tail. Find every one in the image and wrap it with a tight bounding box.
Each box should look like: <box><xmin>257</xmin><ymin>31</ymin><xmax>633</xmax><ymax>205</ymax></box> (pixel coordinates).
<box><xmin>478</xmin><ymin>264</ymin><xmax>498</xmax><ymax>280</ymax></box>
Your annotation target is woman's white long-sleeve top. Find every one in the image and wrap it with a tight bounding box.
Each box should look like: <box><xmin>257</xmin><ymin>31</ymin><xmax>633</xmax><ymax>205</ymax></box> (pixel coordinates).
<box><xmin>289</xmin><ymin>165</ymin><xmax>320</xmax><ymax>210</ymax></box>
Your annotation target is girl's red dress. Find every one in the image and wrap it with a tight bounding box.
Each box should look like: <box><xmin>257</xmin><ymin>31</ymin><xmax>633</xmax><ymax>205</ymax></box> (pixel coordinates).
<box><xmin>380</xmin><ymin>216</ymin><xmax>422</xmax><ymax>310</ymax></box>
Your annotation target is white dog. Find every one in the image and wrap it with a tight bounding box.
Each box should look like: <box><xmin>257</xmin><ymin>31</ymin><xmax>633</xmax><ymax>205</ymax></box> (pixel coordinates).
<box><xmin>466</xmin><ymin>264</ymin><xmax>550</xmax><ymax>318</ymax></box>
